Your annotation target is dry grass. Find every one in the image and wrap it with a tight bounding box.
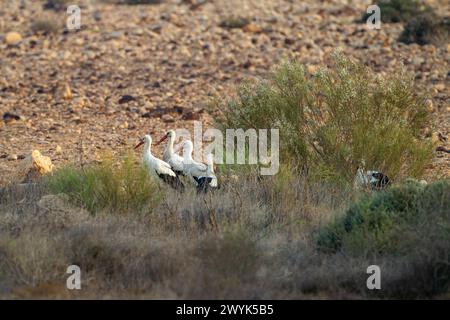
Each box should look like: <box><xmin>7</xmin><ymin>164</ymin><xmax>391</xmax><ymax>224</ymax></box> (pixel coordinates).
<box><xmin>0</xmin><ymin>166</ymin><xmax>448</xmax><ymax>299</ymax></box>
<box><xmin>0</xmin><ymin>53</ymin><xmax>444</xmax><ymax>299</ymax></box>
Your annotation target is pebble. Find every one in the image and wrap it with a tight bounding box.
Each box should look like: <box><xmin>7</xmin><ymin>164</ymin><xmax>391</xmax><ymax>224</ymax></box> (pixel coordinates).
<box><xmin>5</xmin><ymin>32</ymin><xmax>22</xmax><ymax>45</ymax></box>
<box><xmin>425</xmin><ymin>99</ymin><xmax>434</xmax><ymax>113</ymax></box>
<box><xmin>133</xmin><ymin>28</ymin><xmax>144</xmax><ymax>36</ymax></box>
<box><xmin>162</xmin><ymin>114</ymin><xmax>175</xmax><ymax>123</ymax></box>
<box><xmin>118</xmin><ymin>95</ymin><xmax>136</xmax><ymax>104</ymax></box>
<box><xmin>307</xmin><ymin>65</ymin><xmax>318</xmax><ymax>74</ymax></box>
<box><xmin>412</xmin><ymin>57</ymin><xmax>424</xmax><ymax>66</ymax></box>
<box><xmin>55</xmin><ymin>145</ymin><xmax>62</xmax><ymax>155</ymax></box>
<box><xmin>243</xmin><ymin>23</ymin><xmax>262</xmax><ymax>33</ymax></box>
<box><xmin>434</xmin><ymin>83</ymin><xmax>445</xmax><ymax>92</ymax></box>
<box><xmin>7</xmin><ymin>154</ymin><xmax>18</xmax><ymax>161</ymax></box>
<box><xmin>63</xmin><ymin>84</ymin><xmax>73</xmax><ymax>100</ymax></box>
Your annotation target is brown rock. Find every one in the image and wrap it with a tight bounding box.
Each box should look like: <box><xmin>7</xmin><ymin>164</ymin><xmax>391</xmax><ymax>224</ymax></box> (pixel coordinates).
<box><xmin>55</xmin><ymin>145</ymin><xmax>62</xmax><ymax>155</ymax></box>
<box><xmin>3</xmin><ymin>112</ymin><xmax>21</xmax><ymax>123</ymax></box>
<box><xmin>63</xmin><ymin>84</ymin><xmax>73</xmax><ymax>100</ymax></box>
<box><xmin>243</xmin><ymin>23</ymin><xmax>262</xmax><ymax>33</ymax></box>
<box><xmin>5</xmin><ymin>32</ymin><xmax>22</xmax><ymax>46</ymax></box>
<box><xmin>182</xmin><ymin>110</ymin><xmax>201</xmax><ymax>120</ymax></box>
<box><xmin>284</xmin><ymin>37</ymin><xmax>295</xmax><ymax>45</ymax></box>
<box><xmin>15</xmin><ymin>150</ymin><xmax>54</xmax><ymax>183</ymax></box>
<box><xmin>434</xmin><ymin>83</ymin><xmax>445</xmax><ymax>92</ymax></box>
<box><xmin>118</xmin><ymin>95</ymin><xmax>136</xmax><ymax>104</ymax></box>
<box><xmin>425</xmin><ymin>99</ymin><xmax>434</xmax><ymax>113</ymax></box>
<box><xmin>162</xmin><ymin>114</ymin><xmax>175</xmax><ymax>123</ymax></box>
<box><xmin>8</xmin><ymin>154</ymin><xmax>18</xmax><ymax>161</ymax></box>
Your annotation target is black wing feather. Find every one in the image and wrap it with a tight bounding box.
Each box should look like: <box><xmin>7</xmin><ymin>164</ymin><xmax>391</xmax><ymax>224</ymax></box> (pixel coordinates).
<box><xmin>157</xmin><ymin>173</ymin><xmax>185</xmax><ymax>192</ymax></box>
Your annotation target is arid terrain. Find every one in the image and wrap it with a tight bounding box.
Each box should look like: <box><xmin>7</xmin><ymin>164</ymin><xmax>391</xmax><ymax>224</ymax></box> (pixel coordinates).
<box><xmin>0</xmin><ymin>0</ymin><xmax>449</xmax><ymax>184</ymax></box>
<box><xmin>0</xmin><ymin>0</ymin><xmax>449</xmax><ymax>300</ymax></box>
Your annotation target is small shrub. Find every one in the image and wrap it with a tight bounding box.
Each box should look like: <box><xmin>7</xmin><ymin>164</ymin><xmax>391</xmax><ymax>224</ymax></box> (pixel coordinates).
<box><xmin>42</xmin><ymin>0</ymin><xmax>71</xmax><ymax>11</ymax></box>
<box><xmin>219</xmin><ymin>16</ymin><xmax>251</xmax><ymax>29</ymax></box>
<box><xmin>31</xmin><ymin>19</ymin><xmax>61</xmax><ymax>35</ymax></box>
<box><xmin>316</xmin><ymin>179</ymin><xmax>450</xmax><ymax>255</ymax></box>
<box><xmin>47</xmin><ymin>153</ymin><xmax>161</xmax><ymax>214</ymax></box>
<box><xmin>214</xmin><ymin>53</ymin><xmax>432</xmax><ymax>183</ymax></box>
<box><xmin>361</xmin><ymin>0</ymin><xmax>435</xmax><ymax>23</ymax></box>
<box><xmin>399</xmin><ymin>14</ymin><xmax>450</xmax><ymax>46</ymax></box>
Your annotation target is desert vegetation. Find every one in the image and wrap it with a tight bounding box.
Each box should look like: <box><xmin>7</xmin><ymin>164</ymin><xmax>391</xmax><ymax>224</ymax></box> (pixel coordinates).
<box><xmin>213</xmin><ymin>54</ymin><xmax>433</xmax><ymax>183</ymax></box>
<box><xmin>1</xmin><ymin>0</ymin><xmax>449</xmax><ymax>301</ymax></box>
<box><xmin>361</xmin><ymin>0</ymin><xmax>450</xmax><ymax>46</ymax></box>
<box><xmin>1</xmin><ymin>53</ymin><xmax>448</xmax><ymax>299</ymax></box>
<box><xmin>1</xmin><ymin>163</ymin><xmax>449</xmax><ymax>298</ymax></box>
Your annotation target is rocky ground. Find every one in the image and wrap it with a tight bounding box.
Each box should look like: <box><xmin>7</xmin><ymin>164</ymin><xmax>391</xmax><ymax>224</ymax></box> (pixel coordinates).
<box><xmin>0</xmin><ymin>0</ymin><xmax>449</xmax><ymax>184</ymax></box>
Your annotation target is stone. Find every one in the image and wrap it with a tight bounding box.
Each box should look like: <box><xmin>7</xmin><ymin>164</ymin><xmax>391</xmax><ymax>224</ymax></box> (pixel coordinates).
<box><xmin>3</xmin><ymin>112</ymin><xmax>21</xmax><ymax>123</ymax></box>
<box><xmin>55</xmin><ymin>145</ymin><xmax>62</xmax><ymax>155</ymax></box>
<box><xmin>243</xmin><ymin>23</ymin><xmax>262</xmax><ymax>33</ymax></box>
<box><xmin>37</xmin><ymin>194</ymin><xmax>90</xmax><ymax>223</ymax></box>
<box><xmin>307</xmin><ymin>65</ymin><xmax>318</xmax><ymax>74</ymax></box>
<box><xmin>118</xmin><ymin>95</ymin><xmax>136</xmax><ymax>104</ymax></box>
<box><xmin>63</xmin><ymin>84</ymin><xmax>72</xmax><ymax>100</ymax></box>
<box><xmin>412</xmin><ymin>57</ymin><xmax>424</xmax><ymax>66</ymax></box>
<box><xmin>284</xmin><ymin>37</ymin><xmax>295</xmax><ymax>45</ymax></box>
<box><xmin>434</xmin><ymin>83</ymin><xmax>445</xmax><ymax>92</ymax></box>
<box><xmin>15</xmin><ymin>150</ymin><xmax>54</xmax><ymax>183</ymax></box>
<box><xmin>8</xmin><ymin>154</ymin><xmax>18</xmax><ymax>161</ymax></box>
<box><xmin>181</xmin><ymin>110</ymin><xmax>200</xmax><ymax>120</ymax></box>
<box><xmin>431</xmin><ymin>132</ymin><xmax>440</xmax><ymax>146</ymax></box>
<box><xmin>425</xmin><ymin>99</ymin><xmax>434</xmax><ymax>113</ymax></box>
<box><xmin>5</xmin><ymin>32</ymin><xmax>22</xmax><ymax>45</ymax></box>
<box><xmin>162</xmin><ymin>114</ymin><xmax>175</xmax><ymax>123</ymax></box>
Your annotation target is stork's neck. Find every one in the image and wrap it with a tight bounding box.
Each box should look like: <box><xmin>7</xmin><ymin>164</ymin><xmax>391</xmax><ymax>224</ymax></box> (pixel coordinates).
<box><xmin>206</xmin><ymin>156</ymin><xmax>214</xmax><ymax>174</ymax></box>
<box><xmin>143</xmin><ymin>140</ymin><xmax>152</xmax><ymax>156</ymax></box>
<box><xmin>166</xmin><ymin>135</ymin><xmax>175</xmax><ymax>156</ymax></box>
<box><xmin>183</xmin><ymin>147</ymin><xmax>194</xmax><ymax>163</ymax></box>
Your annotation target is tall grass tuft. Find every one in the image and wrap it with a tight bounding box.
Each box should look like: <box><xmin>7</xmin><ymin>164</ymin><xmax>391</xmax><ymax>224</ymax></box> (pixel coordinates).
<box><xmin>214</xmin><ymin>53</ymin><xmax>433</xmax><ymax>183</ymax></box>
<box><xmin>46</xmin><ymin>152</ymin><xmax>161</xmax><ymax>214</ymax></box>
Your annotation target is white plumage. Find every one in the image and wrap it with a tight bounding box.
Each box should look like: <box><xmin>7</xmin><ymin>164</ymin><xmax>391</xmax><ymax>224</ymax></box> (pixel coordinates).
<box><xmin>134</xmin><ymin>135</ymin><xmax>184</xmax><ymax>191</ymax></box>
<box><xmin>156</xmin><ymin>130</ymin><xmax>184</xmax><ymax>174</ymax></box>
<box><xmin>354</xmin><ymin>161</ymin><xmax>390</xmax><ymax>190</ymax></box>
<box><xmin>179</xmin><ymin>140</ymin><xmax>218</xmax><ymax>191</ymax></box>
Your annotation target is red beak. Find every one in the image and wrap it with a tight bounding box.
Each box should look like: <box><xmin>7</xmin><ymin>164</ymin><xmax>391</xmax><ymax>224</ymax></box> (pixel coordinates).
<box><xmin>134</xmin><ymin>139</ymin><xmax>144</xmax><ymax>149</ymax></box>
<box><xmin>155</xmin><ymin>134</ymin><xmax>168</xmax><ymax>146</ymax></box>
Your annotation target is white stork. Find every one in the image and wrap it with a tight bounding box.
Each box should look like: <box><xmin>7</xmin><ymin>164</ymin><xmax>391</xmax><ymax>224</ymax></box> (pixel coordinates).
<box><xmin>178</xmin><ymin>140</ymin><xmax>219</xmax><ymax>192</ymax></box>
<box><xmin>155</xmin><ymin>130</ymin><xmax>184</xmax><ymax>176</ymax></box>
<box><xmin>354</xmin><ymin>161</ymin><xmax>390</xmax><ymax>191</ymax></box>
<box><xmin>134</xmin><ymin>134</ymin><xmax>185</xmax><ymax>192</ymax></box>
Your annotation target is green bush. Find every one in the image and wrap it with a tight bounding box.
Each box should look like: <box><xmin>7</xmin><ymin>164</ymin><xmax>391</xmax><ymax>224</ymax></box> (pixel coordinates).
<box><xmin>214</xmin><ymin>53</ymin><xmax>432</xmax><ymax>183</ymax></box>
<box><xmin>399</xmin><ymin>14</ymin><xmax>450</xmax><ymax>46</ymax></box>
<box><xmin>316</xmin><ymin>179</ymin><xmax>450</xmax><ymax>255</ymax></box>
<box><xmin>219</xmin><ymin>16</ymin><xmax>251</xmax><ymax>29</ymax></box>
<box><xmin>361</xmin><ymin>0</ymin><xmax>435</xmax><ymax>23</ymax></box>
<box><xmin>31</xmin><ymin>19</ymin><xmax>61</xmax><ymax>35</ymax></box>
<box><xmin>42</xmin><ymin>0</ymin><xmax>71</xmax><ymax>11</ymax></box>
<box><xmin>47</xmin><ymin>153</ymin><xmax>161</xmax><ymax>214</ymax></box>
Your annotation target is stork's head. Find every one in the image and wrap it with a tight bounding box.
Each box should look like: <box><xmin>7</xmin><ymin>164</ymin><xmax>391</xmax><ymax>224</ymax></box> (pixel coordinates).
<box><xmin>134</xmin><ymin>134</ymin><xmax>152</xmax><ymax>149</ymax></box>
<box><xmin>183</xmin><ymin>140</ymin><xmax>194</xmax><ymax>153</ymax></box>
<box><xmin>155</xmin><ymin>130</ymin><xmax>176</xmax><ymax>146</ymax></box>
